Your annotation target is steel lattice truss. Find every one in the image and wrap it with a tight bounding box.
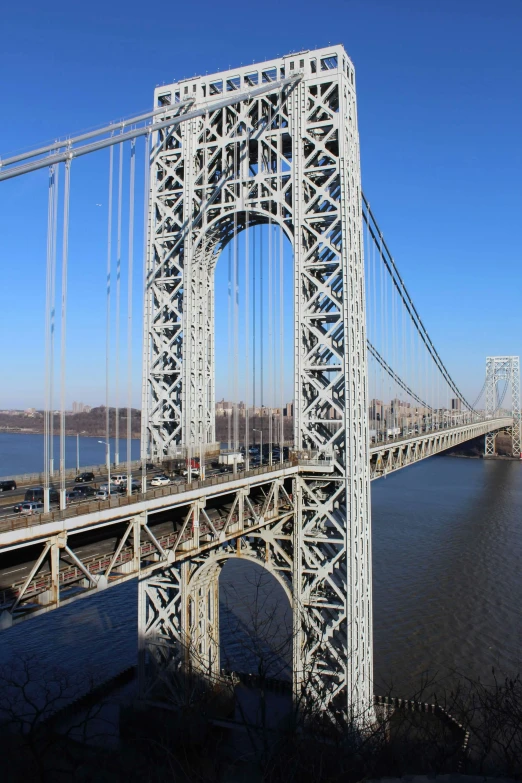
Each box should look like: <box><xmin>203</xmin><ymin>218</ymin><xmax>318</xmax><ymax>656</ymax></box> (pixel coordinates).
<box><xmin>141</xmin><ymin>46</ymin><xmax>373</xmax><ymax>723</ymax></box>
<box><xmin>485</xmin><ymin>356</ymin><xmax>521</xmax><ymax>455</ymax></box>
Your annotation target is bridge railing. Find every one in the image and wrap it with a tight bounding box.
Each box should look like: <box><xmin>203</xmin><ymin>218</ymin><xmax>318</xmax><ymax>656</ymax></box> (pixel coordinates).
<box><xmin>0</xmin><ymin>459</ymin><xmax>299</xmax><ymax>535</ymax></box>
<box><xmin>0</xmin><ymin>459</ymin><xmax>143</xmax><ymax>486</ymax></box>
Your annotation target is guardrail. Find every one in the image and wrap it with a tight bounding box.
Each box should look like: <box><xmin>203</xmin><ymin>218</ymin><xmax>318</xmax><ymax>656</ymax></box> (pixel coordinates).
<box><xmin>0</xmin><ymin>459</ymin><xmax>143</xmax><ymax>486</ymax></box>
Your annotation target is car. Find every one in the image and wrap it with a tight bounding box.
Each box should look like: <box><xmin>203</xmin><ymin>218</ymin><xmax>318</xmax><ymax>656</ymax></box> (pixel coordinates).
<box><xmin>150</xmin><ymin>475</ymin><xmax>171</xmax><ymax>487</ymax></box>
<box><xmin>13</xmin><ymin>502</ymin><xmax>24</xmax><ymax>513</ymax></box>
<box><xmin>74</xmin><ymin>472</ymin><xmax>95</xmax><ymax>483</ymax></box>
<box><xmin>73</xmin><ymin>484</ymin><xmax>96</xmax><ymax>498</ymax></box>
<box><xmin>21</xmin><ymin>501</ymin><xmax>44</xmax><ymax>515</ymax></box>
<box><xmin>111</xmin><ymin>474</ymin><xmax>129</xmax><ymax>486</ymax></box>
<box><xmin>99</xmin><ymin>483</ymin><xmax>122</xmax><ymax>494</ymax></box>
<box><xmin>181</xmin><ymin>468</ymin><xmax>200</xmax><ymax>478</ymax></box>
<box><xmin>121</xmin><ymin>479</ymin><xmax>141</xmax><ymax>493</ymax></box>
<box><xmin>96</xmin><ymin>487</ymin><xmax>122</xmax><ymax>500</ymax></box>
<box><xmin>24</xmin><ymin>487</ymin><xmax>59</xmax><ymax>503</ymax></box>
<box><xmin>0</xmin><ymin>480</ymin><xmax>16</xmax><ymax>492</ymax></box>
<box><xmin>65</xmin><ymin>489</ymin><xmax>84</xmax><ymax>502</ymax></box>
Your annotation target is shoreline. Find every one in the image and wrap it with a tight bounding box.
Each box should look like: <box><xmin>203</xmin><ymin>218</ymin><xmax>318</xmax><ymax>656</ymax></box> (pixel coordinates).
<box><xmin>446</xmin><ymin>453</ymin><xmax>520</xmax><ymax>461</ymax></box>
<box><xmin>0</xmin><ymin>429</ymin><xmax>140</xmax><ymax>440</ymax></box>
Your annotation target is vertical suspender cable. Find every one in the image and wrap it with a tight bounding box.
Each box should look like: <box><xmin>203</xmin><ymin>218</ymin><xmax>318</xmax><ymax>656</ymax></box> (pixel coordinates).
<box><xmin>200</xmin><ymin>137</ymin><xmax>208</xmax><ymax>479</ymax></box>
<box><xmin>59</xmin><ymin>159</ymin><xmax>71</xmax><ymax>510</ymax></box>
<box><xmin>279</xmin><ymin>216</ymin><xmax>284</xmax><ymax>462</ymax></box>
<box><xmin>233</xmin><ymin>155</ymin><xmax>239</xmax><ymax>452</ymax></box>
<box><xmin>379</xmin><ymin>235</ymin><xmax>384</xmax><ymax>439</ymax></box>
<box><xmin>115</xmin><ymin>141</ymin><xmax>123</xmax><ymax>466</ymax></box>
<box><xmin>365</xmin><ymin>216</ymin><xmax>372</xmax><ymax>420</ymax></box>
<box><xmin>245</xmin><ymin>172</ymin><xmax>250</xmax><ymax>469</ymax></box>
<box><xmin>141</xmin><ymin>132</ymin><xmax>151</xmax><ymax>490</ymax></box>
<box><xmin>259</xmin><ymin>226</ymin><xmax>265</xmax><ymax>448</ymax></box>
<box><xmin>44</xmin><ymin>166</ymin><xmax>56</xmax><ymax>513</ymax></box>
<box><xmin>268</xmin><ymin>208</ymin><xmax>273</xmax><ymax>465</ymax></box>
<box><xmin>126</xmin><ymin>139</ymin><xmax>136</xmax><ymax>494</ymax></box>
<box><xmin>227</xmin><ymin>242</ymin><xmax>232</xmax><ymax>451</ymax></box>
<box><xmin>50</xmin><ymin>169</ymin><xmax>59</xmax><ymax>478</ymax></box>
<box><xmin>106</xmin><ymin>145</ymin><xmax>114</xmax><ymax>489</ymax></box>
<box><xmin>252</xmin><ymin>225</ymin><xmax>257</xmax><ymax>450</ymax></box>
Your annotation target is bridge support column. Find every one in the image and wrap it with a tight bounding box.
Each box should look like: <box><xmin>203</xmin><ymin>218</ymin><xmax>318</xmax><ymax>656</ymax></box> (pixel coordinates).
<box><xmin>485</xmin><ymin>433</ymin><xmax>496</xmax><ymax>456</ymax></box>
<box><xmin>484</xmin><ymin>356</ymin><xmax>521</xmax><ymax>457</ymax></box>
<box><xmin>138</xmin><ymin>561</ymin><xmax>186</xmax><ymax>703</ymax></box>
<box><xmin>50</xmin><ymin>532</ymin><xmax>67</xmax><ymax>606</ymax></box>
<box><xmin>187</xmin><ymin>563</ymin><xmax>220</xmax><ymax>679</ymax></box>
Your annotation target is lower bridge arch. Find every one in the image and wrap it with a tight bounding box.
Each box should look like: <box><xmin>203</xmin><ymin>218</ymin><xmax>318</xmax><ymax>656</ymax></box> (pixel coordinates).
<box><xmin>138</xmin><ymin>531</ymin><xmax>294</xmax><ymax>705</ymax></box>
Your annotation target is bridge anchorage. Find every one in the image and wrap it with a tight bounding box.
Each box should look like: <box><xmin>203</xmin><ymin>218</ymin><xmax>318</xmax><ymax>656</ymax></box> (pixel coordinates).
<box><xmin>0</xmin><ymin>43</ymin><xmax>519</xmax><ymax>733</ymax></box>
<box><xmin>140</xmin><ymin>44</ymin><xmax>373</xmax><ymax>727</ymax></box>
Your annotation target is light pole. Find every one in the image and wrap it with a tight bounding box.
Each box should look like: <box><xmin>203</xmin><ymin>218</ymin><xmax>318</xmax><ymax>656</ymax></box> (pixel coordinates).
<box><xmin>98</xmin><ymin>440</ymin><xmax>111</xmax><ymax>495</ymax></box>
<box><xmin>253</xmin><ymin>428</ymin><xmax>263</xmax><ymax>467</ymax></box>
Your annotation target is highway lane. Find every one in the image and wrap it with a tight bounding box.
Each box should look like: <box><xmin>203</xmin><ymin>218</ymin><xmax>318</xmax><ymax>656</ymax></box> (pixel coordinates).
<box><xmin>0</xmin><ymin>466</ymin><xmax>175</xmax><ymax>517</ymax></box>
<box><xmin>0</xmin><ymin>462</ymin><xmax>239</xmax><ymax>520</ymax></box>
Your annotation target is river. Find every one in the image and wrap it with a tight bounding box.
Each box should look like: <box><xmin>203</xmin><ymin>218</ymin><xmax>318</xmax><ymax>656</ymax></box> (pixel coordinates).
<box><xmin>0</xmin><ymin>432</ymin><xmax>140</xmax><ymax>476</ymax></box>
<box><xmin>0</xmin><ymin>435</ymin><xmax>520</xmax><ymax>700</ymax></box>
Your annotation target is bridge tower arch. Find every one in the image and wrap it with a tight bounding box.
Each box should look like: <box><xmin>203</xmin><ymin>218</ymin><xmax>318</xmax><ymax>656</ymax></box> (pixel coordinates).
<box><xmin>484</xmin><ymin>356</ymin><xmax>521</xmax><ymax>456</ymax></box>
<box><xmin>140</xmin><ymin>46</ymin><xmax>373</xmax><ymax>725</ymax></box>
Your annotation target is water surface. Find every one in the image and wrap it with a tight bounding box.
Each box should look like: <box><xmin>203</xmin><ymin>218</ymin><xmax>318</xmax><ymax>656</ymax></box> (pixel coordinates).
<box><xmin>0</xmin><ymin>436</ymin><xmax>520</xmax><ymax>700</ymax></box>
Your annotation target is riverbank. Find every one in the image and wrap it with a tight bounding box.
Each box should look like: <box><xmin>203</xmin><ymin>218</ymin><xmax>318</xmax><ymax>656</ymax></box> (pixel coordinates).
<box><xmin>0</xmin><ymin>426</ymin><xmax>141</xmax><ymax>438</ymax></box>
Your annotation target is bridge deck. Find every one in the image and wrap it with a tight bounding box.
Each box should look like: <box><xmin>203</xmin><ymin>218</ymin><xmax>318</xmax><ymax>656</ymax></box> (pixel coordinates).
<box><xmin>0</xmin><ymin>416</ymin><xmax>512</xmax><ymax>627</ymax></box>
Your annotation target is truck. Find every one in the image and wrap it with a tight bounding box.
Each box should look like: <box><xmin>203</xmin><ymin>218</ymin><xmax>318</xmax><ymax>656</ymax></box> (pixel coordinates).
<box><xmin>218</xmin><ymin>452</ymin><xmax>244</xmax><ymax>466</ymax></box>
<box><xmin>386</xmin><ymin>427</ymin><xmax>401</xmax><ymax>438</ymax></box>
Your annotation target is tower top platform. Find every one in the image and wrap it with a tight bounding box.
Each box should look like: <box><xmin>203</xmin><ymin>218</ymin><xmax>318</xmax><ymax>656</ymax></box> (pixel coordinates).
<box><xmin>154</xmin><ymin>44</ymin><xmax>355</xmax><ymax>107</ymax></box>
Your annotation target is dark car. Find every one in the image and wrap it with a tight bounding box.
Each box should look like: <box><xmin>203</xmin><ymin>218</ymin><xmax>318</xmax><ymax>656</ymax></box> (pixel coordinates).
<box><xmin>0</xmin><ymin>480</ymin><xmax>17</xmax><ymax>492</ymax></box>
<box><xmin>13</xmin><ymin>501</ymin><xmax>24</xmax><ymax>513</ymax></box>
<box><xmin>75</xmin><ymin>472</ymin><xmax>95</xmax><ymax>483</ymax></box>
<box><xmin>73</xmin><ymin>484</ymin><xmax>96</xmax><ymax>498</ymax></box>
<box><xmin>65</xmin><ymin>489</ymin><xmax>83</xmax><ymax>502</ymax></box>
<box><xmin>24</xmin><ymin>487</ymin><xmax>59</xmax><ymax>503</ymax></box>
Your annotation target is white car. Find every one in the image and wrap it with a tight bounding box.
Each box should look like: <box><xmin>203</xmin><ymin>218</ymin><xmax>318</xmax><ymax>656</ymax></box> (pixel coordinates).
<box><xmin>150</xmin><ymin>475</ymin><xmax>171</xmax><ymax>487</ymax></box>
<box><xmin>21</xmin><ymin>501</ymin><xmax>44</xmax><ymax>515</ymax></box>
<box><xmin>181</xmin><ymin>468</ymin><xmax>200</xmax><ymax>478</ymax></box>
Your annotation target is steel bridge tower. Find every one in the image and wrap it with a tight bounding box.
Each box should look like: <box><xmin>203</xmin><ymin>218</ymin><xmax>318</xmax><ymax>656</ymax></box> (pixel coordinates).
<box><xmin>485</xmin><ymin>356</ymin><xmax>521</xmax><ymax>456</ymax></box>
<box><xmin>139</xmin><ymin>46</ymin><xmax>373</xmax><ymax>724</ymax></box>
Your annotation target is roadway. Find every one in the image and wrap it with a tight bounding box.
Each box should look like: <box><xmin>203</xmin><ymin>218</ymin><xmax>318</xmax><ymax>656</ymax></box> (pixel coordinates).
<box><xmin>0</xmin><ymin>415</ymin><xmax>512</xmax><ymax>626</ymax></box>
<box><xmin>0</xmin><ymin>417</ymin><xmax>502</xmax><ymax>519</ymax></box>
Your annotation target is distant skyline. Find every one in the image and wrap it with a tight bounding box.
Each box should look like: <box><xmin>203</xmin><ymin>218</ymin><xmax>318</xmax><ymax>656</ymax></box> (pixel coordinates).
<box><xmin>0</xmin><ymin>0</ymin><xmax>520</xmax><ymax>408</ymax></box>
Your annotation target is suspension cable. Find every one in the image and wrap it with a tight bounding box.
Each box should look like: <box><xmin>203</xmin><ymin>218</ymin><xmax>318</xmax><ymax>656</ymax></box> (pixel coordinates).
<box><xmin>126</xmin><ymin>139</ymin><xmax>136</xmax><ymax>494</ymax></box>
<box><xmin>105</xmin><ymin>144</ymin><xmax>114</xmax><ymax>485</ymax></box>
<box><xmin>44</xmin><ymin>165</ymin><xmax>57</xmax><ymax>512</ymax></box>
<box><xmin>362</xmin><ymin>195</ymin><xmax>475</xmax><ymax>411</ymax></box>
<box><xmin>115</xmin><ymin>141</ymin><xmax>123</xmax><ymax>466</ymax></box>
<box><xmin>59</xmin><ymin>159</ymin><xmax>71</xmax><ymax>510</ymax></box>
<box><xmin>49</xmin><ymin>166</ymin><xmax>59</xmax><ymax>479</ymax></box>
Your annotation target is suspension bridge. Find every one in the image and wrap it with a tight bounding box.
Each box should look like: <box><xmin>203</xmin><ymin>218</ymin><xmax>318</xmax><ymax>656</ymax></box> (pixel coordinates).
<box><xmin>0</xmin><ymin>45</ymin><xmax>520</xmax><ymax>726</ymax></box>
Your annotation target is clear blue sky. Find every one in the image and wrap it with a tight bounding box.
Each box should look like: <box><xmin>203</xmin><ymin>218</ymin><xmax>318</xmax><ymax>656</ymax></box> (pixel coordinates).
<box><xmin>0</xmin><ymin>0</ymin><xmax>520</xmax><ymax>408</ymax></box>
